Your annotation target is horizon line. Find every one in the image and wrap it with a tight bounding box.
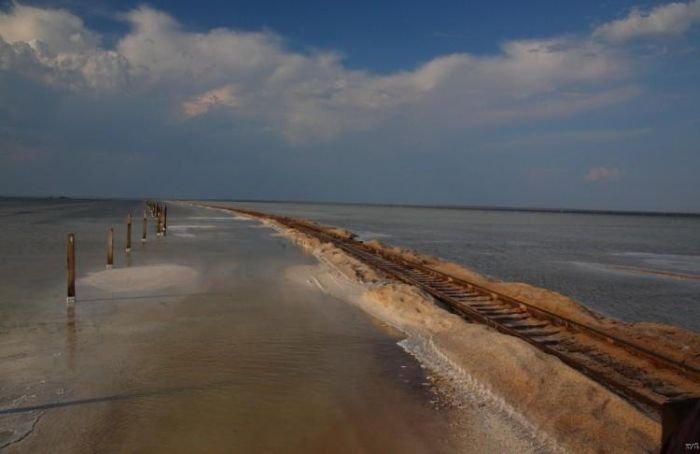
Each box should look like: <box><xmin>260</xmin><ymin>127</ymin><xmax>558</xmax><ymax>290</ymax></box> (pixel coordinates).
<box><xmin>2</xmin><ymin>195</ymin><xmax>699</xmax><ymax>218</ymax></box>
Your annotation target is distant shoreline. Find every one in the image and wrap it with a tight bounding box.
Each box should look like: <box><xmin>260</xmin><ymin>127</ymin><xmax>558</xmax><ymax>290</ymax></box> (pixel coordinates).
<box><xmin>204</xmin><ymin>198</ymin><xmax>700</xmax><ymax>218</ymax></box>
<box><xmin>1</xmin><ymin>195</ymin><xmax>699</xmax><ymax>218</ymax></box>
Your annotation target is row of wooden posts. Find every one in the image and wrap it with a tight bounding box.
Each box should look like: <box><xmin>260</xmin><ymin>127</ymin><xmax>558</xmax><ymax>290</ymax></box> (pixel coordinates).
<box><xmin>66</xmin><ymin>201</ymin><xmax>168</xmax><ymax>303</ymax></box>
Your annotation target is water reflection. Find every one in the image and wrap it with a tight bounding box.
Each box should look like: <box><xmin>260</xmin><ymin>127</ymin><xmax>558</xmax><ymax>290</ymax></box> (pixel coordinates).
<box><xmin>65</xmin><ymin>305</ymin><xmax>77</xmax><ymax>370</ymax></box>
<box><xmin>0</xmin><ymin>379</ymin><xmax>251</xmax><ymax>416</ymax></box>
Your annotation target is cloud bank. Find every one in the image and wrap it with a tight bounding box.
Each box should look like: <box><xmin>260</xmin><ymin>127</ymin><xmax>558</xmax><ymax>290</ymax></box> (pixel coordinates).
<box><xmin>0</xmin><ymin>3</ymin><xmax>646</xmax><ymax>143</ymax></box>
<box><xmin>594</xmin><ymin>0</ymin><xmax>700</xmax><ymax>41</ymax></box>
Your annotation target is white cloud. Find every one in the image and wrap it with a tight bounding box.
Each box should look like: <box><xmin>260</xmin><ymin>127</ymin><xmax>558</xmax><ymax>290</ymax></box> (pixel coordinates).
<box><xmin>0</xmin><ymin>3</ymin><xmax>687</xmax><ymax>143</ymax></box>
<box><xmin>0</xmin><ymin>4</ymin><xmax>128</xmax><ymax>89</ymax></box>
<box><xmin>594</xmin><ymin>0</ymin><xmax>700</xmax><ymax>42</ymax></box>
<box><xmin>585</xmin><ymin>167</ymin><xmax>625</xmax><ymax>182</ymax></box>
<box><xmin>0</xmin><ymin>3</ymin><xmax>99</xmax><ymax>53</ymax></box>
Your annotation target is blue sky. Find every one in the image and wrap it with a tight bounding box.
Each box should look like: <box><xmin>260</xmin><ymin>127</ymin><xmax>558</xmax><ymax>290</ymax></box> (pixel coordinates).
<box><xmin>0</xmin><ymin>0</ymin><xmax>699</xmax><ymax>211</ymax></box>
<box><xmin>7</xmin><ymin>0</ymin><xmax>671</xmax><ymax>70</ymax></box>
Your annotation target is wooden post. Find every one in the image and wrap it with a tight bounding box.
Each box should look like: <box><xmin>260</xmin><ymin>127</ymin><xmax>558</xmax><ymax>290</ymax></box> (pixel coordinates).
<box><xmin>66</xmin><ymin>233</ymin><xmax>75</xmax><ymax>303</ymax></box>
<box><xmin>142</xmin><ymin>210</ymin><xmax>147</xmax><ymax>242</ymax></box>
<box><xmin>126</xmin><ymin>213</ymin><xmax>132</xmax><ymax>252</ymax></box>
<box><xmin>163</xmin><ymin>205</ymin><xmax>167</xmax><ymax>237</ymax></box>
<box><xmin>107</xmin><ymin>227</ymin><xmax>114</xmax><ymax>268</ymax></box>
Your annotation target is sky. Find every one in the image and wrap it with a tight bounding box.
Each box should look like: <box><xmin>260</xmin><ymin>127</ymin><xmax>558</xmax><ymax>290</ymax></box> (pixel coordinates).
<box><xmin>0</xmin><ymin>0</ymin><xmax>699</xmax><ymax>211</ymax></box>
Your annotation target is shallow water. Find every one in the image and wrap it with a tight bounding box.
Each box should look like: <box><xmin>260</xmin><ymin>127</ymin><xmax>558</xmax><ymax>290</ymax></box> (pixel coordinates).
<box><xmin>0</xmin><ymin>200</ymin><xmax>468</xmax><ymax>452</ymax></box>
<box><xmin>224</xmin><ymin>201</ymin><xmax>700</xmax><ymax>332</ymax></box>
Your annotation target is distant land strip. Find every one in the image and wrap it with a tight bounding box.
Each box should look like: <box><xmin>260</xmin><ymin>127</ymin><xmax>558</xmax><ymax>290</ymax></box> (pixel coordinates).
<box><xmin>203</xmin><ymin>198</ymin><xmax>700</xmax><ymax>218</ymax></box>
<box><xmin>1</xmin><ymin>196</ymin><xmax>699</xmax><ymax>217</ymax></box>
<box><xmin>612</xmin><ymin>265</ymin><xmax>700</xmax><ymax>281</ymax></box>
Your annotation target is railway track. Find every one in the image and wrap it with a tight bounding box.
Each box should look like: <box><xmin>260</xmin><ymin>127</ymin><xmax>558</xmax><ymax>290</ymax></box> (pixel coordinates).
<box><xmin>200</xmin><ymin>203</ymin><xmax>700</xmax><ymax>445</ymax></box>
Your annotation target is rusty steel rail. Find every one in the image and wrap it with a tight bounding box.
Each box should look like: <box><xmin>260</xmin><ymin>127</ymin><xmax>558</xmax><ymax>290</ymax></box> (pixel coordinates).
<box><xmin>198</xmin><ymin>203</ymin><xmax>700</xmax><ymax>446</ymax></box>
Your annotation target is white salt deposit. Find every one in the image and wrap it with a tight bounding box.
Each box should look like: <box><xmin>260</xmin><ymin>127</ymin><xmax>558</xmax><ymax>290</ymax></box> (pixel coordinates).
<box><xmin>79</xmin><ymin>264</ymin><xmax>200</xmax><ymax>293</ymax></box>
<box><xmin>167</xmin><ymin>224</ymin><xmax>217</xmax><ymax>238</ymax></box>
<box><xmin>188</xmin><ymin>216</ymin><xmax>236</xmax><ymax>220</ymax></box>
<box><xmin>167</xmin><ymin>224</ymin><xmax>217</xmax><ymax>231</ymax></box>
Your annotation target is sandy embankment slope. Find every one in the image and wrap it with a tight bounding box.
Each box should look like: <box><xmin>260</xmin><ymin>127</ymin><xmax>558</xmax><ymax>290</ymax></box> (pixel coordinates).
<box><xmin>361</xmin><ymin>239</ymin><xmax>700</xmax><ymax>366</ymax></box>
<box><xmin>195</xmin><ymin>209</ymin><xmax>672</xmax><ymax>454</ymax></box>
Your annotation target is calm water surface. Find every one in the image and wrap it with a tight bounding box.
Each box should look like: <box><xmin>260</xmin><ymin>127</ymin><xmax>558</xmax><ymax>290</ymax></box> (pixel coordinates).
<box><xmin>227</xmin><ymin>201</ymin><xmax>700</xmax><ymax>333</ymax></box>
<box><xmin>0</xmin><ymin>199</ymin><xmax>466</xmax><ymax>452</ymax></box>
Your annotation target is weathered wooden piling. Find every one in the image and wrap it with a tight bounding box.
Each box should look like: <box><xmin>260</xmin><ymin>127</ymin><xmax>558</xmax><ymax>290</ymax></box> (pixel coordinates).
<box><xmin>163</xmin><ymin>205</ymin><xmax>168</xmax><ymax>236</ymax></box>
<box><xmin>126</xmin><ymin>213</ymin><xmax>132</xmax><ymax>252</ymax></box>
<box><xmin>142</xmin><ymin>210</ymin><xmax>147</xmax><ymax>242</ymax></box>
<box><xmin>107</xmin><ymin>227</ymin><xmax>114</xmax><ymax>268</ymax></box>
<box><xmin>66</xmin><ymin>233</ymin><xmax>76</xmax><ymax>303</ymax></box>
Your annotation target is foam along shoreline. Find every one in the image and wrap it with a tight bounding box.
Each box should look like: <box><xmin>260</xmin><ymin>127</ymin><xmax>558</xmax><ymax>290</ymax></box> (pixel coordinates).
<box><xmin>205</xmin><ymin>205</ymin><xmax>680</xmax><ymax>452</ymax></box>
<box><xmin>285</xmin><ymin>264</ymin><xmax>562</xmax><ymax>454</ymax></box>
